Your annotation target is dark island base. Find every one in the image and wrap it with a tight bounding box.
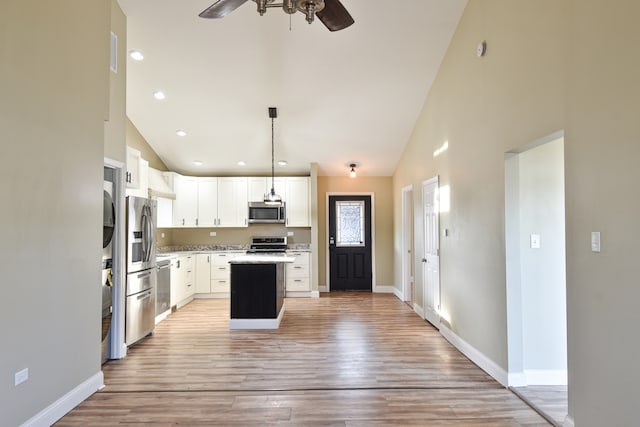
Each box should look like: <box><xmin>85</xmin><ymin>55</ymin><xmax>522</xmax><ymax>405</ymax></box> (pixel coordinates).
<box><xmin>230</xmin><ymin>263</ymin><xmax>285</xmax><ymax>329</ymax></box>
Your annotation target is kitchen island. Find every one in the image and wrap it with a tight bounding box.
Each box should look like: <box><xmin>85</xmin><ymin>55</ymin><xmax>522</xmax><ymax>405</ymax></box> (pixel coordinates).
<box><xmin>228</xmin><ymin>255</ymin><xmax>295</xmax><ymax>329</ymax></box>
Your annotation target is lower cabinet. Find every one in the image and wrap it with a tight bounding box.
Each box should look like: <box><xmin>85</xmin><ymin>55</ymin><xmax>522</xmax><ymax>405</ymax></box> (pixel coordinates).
<box><xmin>171</xmin><ymin>255</ymin><xmax>195</xmax><ymax>307</ymax></box>
<box><xmin>285</xmin><ymin>251</ymin><xmax>311</xmax><ymax>293</ymax></box>
<box><xmin>195</xmin><ymin>253</ymin><xmax>211</xmax><ymax>293</ymax></box>
<box><xmin>211</xmin><ymin>253</ymin><xmax>232</xmax><ymax>293</ymax></box>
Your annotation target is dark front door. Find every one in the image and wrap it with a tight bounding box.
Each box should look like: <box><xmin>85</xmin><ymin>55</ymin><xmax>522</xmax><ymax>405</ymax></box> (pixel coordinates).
<box><xmin>328</xmin><ymin>195</ymin><xmax>372</xmax><ymax>291</ymax></box>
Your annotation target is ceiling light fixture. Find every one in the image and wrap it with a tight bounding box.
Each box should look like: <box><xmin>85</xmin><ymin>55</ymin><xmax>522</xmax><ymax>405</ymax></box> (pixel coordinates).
<box><xmin>153</xmin><ymin>91</ymin><xmax>166</xmax><ymax>100</ymax></box>
<box><xmin>193</xmin><ymin>160</ymin><xmax>203</xmax><ymax>166</ymax></box>
<box><xmin>129</xmin><ymin>50</ymin><xmax>144</xmax><ymax>61</ymax></box>
<box><xmin>264</xmin><ymin>107</ymin><xmax>282</xmax><ymax>205</ymax></box>
<box><xmin>349</xmin><ymin>163</ymin><xmax>357</xmax><ymax>178</ymax></box>
<box><xmin>278</xmin><ymin>160</ymin><xmax>288</xmax><ymax>166</ymax></box>
<box><xmin>176</xmin><ymin>130</ymin><xmax>187</xmax><ymax>137</ymax></box>
<box><xmin>237</xmin><ymin>161</ymin><xmax>246</xmax><ymax>166</ymax></box>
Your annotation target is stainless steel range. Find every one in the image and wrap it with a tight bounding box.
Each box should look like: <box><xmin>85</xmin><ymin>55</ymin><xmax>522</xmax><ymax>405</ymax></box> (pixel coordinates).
<box><xmin>247</xmin><ymin>236</ymin><xmax>288</xmax><ymax>254</ymax></box>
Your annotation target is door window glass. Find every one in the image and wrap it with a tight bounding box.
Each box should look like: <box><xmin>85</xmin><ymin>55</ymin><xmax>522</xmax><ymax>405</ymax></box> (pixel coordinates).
<box><xmin>336</xmin><ymin>201</ymin><xmax>365</xmax><ymax>247</ymax></box>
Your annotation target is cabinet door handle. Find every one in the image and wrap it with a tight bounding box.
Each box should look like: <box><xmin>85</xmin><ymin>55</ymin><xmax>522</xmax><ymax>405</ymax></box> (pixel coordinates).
<box><xmin>182</xmin><ymin>218</ymin><xmax>185</xmax><ymax>226</ymax></box>
<box><xmin>196</xmin><ymin>218</ymin><xmax>199</xmax><ymax>226</ymax></box>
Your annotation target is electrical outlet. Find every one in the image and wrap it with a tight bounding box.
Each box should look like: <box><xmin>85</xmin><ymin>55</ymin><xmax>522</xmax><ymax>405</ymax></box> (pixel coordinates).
<box><xmin>287</xmin><ymin>231</ymin><xmax>294</xmax><ymax>236</ymax></box>
<box><xmin>209</xmin><ymin>231</ymin><xmax>217</xmax><ymax>237</ymax></box>
<box><xmin>15</xmin><ymin>368</ymin><xmax>28</xmax><ymax>386</ymax></box>
<box><xmin>161</xmin><ymin>232</ymin><xmax>165</xmax><ymax>238</ymax></box>
<box><xmin>591</xmin><ymin>231</ymin><xmax>601</xmax><ymax>252</ymax></box>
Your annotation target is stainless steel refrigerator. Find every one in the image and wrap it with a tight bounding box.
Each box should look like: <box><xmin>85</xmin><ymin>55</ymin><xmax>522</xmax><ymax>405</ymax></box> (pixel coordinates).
<box><xmin>125</xmin><ymin>196</ymin><xmax>157</xmax><ymax>346</ymax></box>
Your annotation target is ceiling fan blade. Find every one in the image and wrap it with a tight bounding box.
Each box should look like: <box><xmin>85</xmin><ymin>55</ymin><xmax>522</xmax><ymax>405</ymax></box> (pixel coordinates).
<box><xmin>316</xmin><ymin>0</ymin><xmax>354</xmax><ymax>31</ymax></box>
<box><xmin>199</xmin><ymin>0</ymin><xmax>249</xmax><ymax>19</ymax></box>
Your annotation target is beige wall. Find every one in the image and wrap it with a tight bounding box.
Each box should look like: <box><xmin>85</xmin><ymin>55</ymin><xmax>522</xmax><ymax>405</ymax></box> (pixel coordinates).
<box><xmin>393</xmin><ymin>0</ymin><xmax>565</xmax><ymax>370</ymax></box>
<box><xmin>0</xmin><ymin>0</ymin><xmax>111</xmax><ymax>425</ymax></box>
<box><xmin>103</xmin><ymin>0</ymin><xmax>126</xmax><ymax>163</ymax></box>
<box><xmin>126</xmin><ymin>118</ymin><xmax>169</xmax><ymax>171</ymax></box>
<box><xmin>565</xmin><ymin>1</ymin><xmax>640</xmax><ymax>425</ymax></box>
<box><xmin>393</xmin><ymin>0</ymin><xmax>639</xmax><ymax>425</ymax></box>
<box><xmin>318</xmin><ymin>176</ymin><xmax>394</xmax><ymax>288</ymax></box>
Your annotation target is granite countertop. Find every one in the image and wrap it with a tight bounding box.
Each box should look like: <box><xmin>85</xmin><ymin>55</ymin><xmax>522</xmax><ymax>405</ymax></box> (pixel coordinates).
<box><xmin>157</xmin><ymin>243</ymin><xmax>311</xmax><ymax>256</ymax></box>
<box><xmin>229</xmin><ymin>254</ymin><xmax>296</xmax><ymax>264</ymax></box>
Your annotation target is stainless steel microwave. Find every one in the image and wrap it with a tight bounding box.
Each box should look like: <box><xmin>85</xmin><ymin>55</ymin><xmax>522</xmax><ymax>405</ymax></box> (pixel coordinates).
<box><xmin>248</xmin><ymin>202</ymin><xmax>286</xmax><ymax>224</ymax></box>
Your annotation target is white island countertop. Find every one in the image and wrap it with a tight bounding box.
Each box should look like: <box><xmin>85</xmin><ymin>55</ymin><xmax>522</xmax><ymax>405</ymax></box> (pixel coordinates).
<box><xmin>229</xmin><ymin>255</ymin><xmax>296</xmax><ymax>264</ymax></box>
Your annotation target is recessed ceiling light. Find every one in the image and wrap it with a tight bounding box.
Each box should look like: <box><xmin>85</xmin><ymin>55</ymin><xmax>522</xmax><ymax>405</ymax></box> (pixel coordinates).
<box><xmin>237</xmin><ymin>161</ymin><xmax>246</xmax><ymax>166</ymax></box>
<box><xmin>129</xmin><ymin>50</ymin><xmax>144</xmax><ymax>61</ymax></box>
<box><xmin>153</xmin><ymin>91</ymin><xmax>165</xmax><ymax>100</ymax></box>
<box><xmin>193</xmin><ymin>161</ymin><xmax>203</xmax><ymax>166</ymax></box>
<box><xmin>278</xmin><ymin>160</ymin><xmax>288</xmax><ymax>166</ymax></box>
<box><xmin>176</xmin><ymin>130</ymin><xmax>187</xmax><ymax>137</ymax></box>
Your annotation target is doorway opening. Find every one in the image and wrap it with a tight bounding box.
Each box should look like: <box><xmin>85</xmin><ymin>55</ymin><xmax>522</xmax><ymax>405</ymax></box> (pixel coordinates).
<box><xmin>504</xmin><ymin>132</ymin><xmax>568</xmax><ymax>426</ymax></box>
<box><xmin>327</xmin><ymin>194</ymin><xmax>374</xmax><ymax>292</ymax></box>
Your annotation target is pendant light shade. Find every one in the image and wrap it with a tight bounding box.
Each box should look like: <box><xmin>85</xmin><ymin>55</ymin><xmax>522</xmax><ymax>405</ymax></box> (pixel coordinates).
<box><xmin>264</xmin><ymin>107</ymin><xmax>283</xmax><ymax>204</ymax></box>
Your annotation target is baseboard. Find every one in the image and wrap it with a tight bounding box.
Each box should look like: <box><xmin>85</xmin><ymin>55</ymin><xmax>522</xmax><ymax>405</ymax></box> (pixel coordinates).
<box><xmin>374</xmin><ymin>285</ymin><xmax>397</xmax><ymax>294</ymax></box>
<box><xmin>194</xmin><ymin>293</ymin><xmax>229</xmax><ymax>299</ymax></box>
<box><xmin>413</xmin><ymin>303</ymin><xmax>424</xmax><ymax>318</ymax></box>
<box><xmin>439</xmin><ymin>324</ymin><xmax>508</xmax><ymax>386</ymax></box>
<box><xmin>21</xmin><ymin>371</ymin><xmax>103</xmax><ymax>427</ymax></box>
<box><xmin>508</xmin><ymin>372</ymin><xmax>528</xmax><ymax>387</ymax></box>
<box><xmin>563</xmin><ymin>414</ymin><xmax>575</xmax><ymax>427</ymax></box>
<box><xmin>524</xmin><ymin>369</ymin><xmax>568</xmax><ymax>386</ymax></box>
<box><xmin>310</xmin><ymin>291</ymin><xmax>320</xmax><ymax>298</ymax></box>
<box><xmin>229</xmin><ymin>306</ymin><xmax>285</xmax><ymax>330</ymax></box>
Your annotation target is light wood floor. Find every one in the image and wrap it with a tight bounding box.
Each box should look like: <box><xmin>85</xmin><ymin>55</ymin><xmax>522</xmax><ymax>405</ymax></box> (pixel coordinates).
<box><xmin>56</xmin><ymin>293</ymin><xmax>550</xmax><ymax>426</ymax></box>
<box><xmin>512</xmin><ymin>386</ymin><xmax>568</xmax><ymax>427</ymax></box>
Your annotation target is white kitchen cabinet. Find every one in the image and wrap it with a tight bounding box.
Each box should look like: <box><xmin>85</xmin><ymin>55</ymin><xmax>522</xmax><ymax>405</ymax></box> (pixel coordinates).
<box><xmin>182</xmin><ymin>255</ymin><xmax>195</xmax><ymax>300</ymax></box>
<box><xmin>248</xmin><ymin>177</ymin><xmax>268</xmax><ymax>201</ymax></box>
<box><xmin>126</xmin><ymin>147</ymin><xmax>141</xmax><ymax>189</ymax></box>
<box><xmin>171</xmin><ymin>255</ymin><xmax>195</xmax><ymax>307</ymax></box>
<box><xmin>285</xmin><ymin>251</ymin><xmax>311</xmax><ymax>293</ymax></box>
<box><xmin>171</xmin><ymin>174</ymin><xmax>198</xmax><ymax>227</ymax></box>
<box><xmin>156</xmin><ymin>197</ymin><xmax>173</xmax><ymax>228</ymax></box>
<box><xmin>195</xmin><ymin>253</ymin><xmax>211</xmax><ymax>294</ymax></box>
<box><xmin>125</xmin><ymin>147</ymin><xmax>149</xmax><ymax>198</ymax></box>
<box><xmin>285</xmin><ymin>177</ymin><xmax>310</xmax><ymax>227</ymax></box>
<box><xmin>217</xmin><ymin>177</ymin><xmax>248</xmax><ymax>227</ymax></box>
<box><xmin>197</xmin><ymin>177</ymin><xmax>218</xmax><ymax>227</ymax></box>
<box><xmin>164</xmin><ymin>174</ymin><xmax>309</xmax><ymax>228</ymax></box>
<box><xmin>210</xmin><ymin>253</ymin><xmax>231</xmax><ymax>293</ymax></box>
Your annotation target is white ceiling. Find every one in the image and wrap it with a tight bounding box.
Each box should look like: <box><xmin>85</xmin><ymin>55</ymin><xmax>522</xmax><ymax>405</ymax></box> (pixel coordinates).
<box><xmin>118</xmin><ymin>0</ymin><xmax>467</xmax><ymax>176</ymax></box>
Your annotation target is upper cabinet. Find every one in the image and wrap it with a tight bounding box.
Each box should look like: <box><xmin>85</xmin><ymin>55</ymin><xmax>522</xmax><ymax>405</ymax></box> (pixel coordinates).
<box><xmin>217</xmin><ymin>177</ymin><xmax>248</xmax><ymax>227</ymax></box>
<box><xmin>284</xmin><ymin>177</ymin><xmax>310</xmax><ymax>227</ymax></box>
<box><xmin>164</xmin><ymin>174</ymin><xmax>248</xmax><ymax>228</ymax></box>
<box><xmin>125</xmin><ymin>147</ymin><xmax>149</xmax><ymax>198</ymax></box>
<box><xmin>162</xmin><ymin>173</ymin><xmax>309</xmax><ymax>228</ymax></box>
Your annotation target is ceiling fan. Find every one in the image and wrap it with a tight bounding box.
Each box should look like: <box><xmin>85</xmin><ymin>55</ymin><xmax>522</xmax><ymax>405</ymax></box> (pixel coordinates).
<box><xmin>199</xmin><ymin>0</ymin><xmax>354</xmax><ymax>32</ymax></box>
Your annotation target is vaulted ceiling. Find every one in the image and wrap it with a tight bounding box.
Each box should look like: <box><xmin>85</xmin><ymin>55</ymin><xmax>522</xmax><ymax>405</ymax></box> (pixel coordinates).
<box><xmin>118</xmin><ymin>0</ymin><xmax>467</xmax><ymax>176</ymax></box>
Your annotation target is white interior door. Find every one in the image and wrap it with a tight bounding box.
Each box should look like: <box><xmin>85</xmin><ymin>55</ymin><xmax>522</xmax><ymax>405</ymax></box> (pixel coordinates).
<box><xmin>402</xmin><ymin>185</ymin><xmax>414</xmax><ymax>304</ymax></box>
<box><xmin>422</xmin><ymin>177</ymin><xmax>440</xmax><ymax>327</ymax></box>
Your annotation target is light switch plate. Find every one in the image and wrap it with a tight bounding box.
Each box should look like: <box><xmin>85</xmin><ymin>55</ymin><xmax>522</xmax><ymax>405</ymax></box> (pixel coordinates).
<box><xmin>287</xmin><ymin>231</ymin><xmax>294</xmax><ymax>236</ymax></box>
<box><xmin>530</xmin><ymin>234</ymin><xmax>541</xmax><ymax>249</ymax></box>
<box><xmin>209</xmin><ymin>231</ymin><xmax>217</xmax><ymax>237</ymax></box>
<box><xmin>591</xmin><ymin>232</ymin><xmax>601</xmax><ymax>252</ymax></box>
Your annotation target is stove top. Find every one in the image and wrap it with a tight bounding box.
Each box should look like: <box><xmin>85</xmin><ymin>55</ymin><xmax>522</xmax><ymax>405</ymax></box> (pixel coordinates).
<box><xmin>247</xmin><ymin>236</ymin><xmax>287</xmax><ymax>254</ymax></box>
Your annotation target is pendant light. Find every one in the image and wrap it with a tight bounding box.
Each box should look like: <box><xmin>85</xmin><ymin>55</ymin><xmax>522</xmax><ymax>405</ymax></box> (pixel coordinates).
<box><xmin>264</xmin><ymin>107</ymin><xmax>283</xmax><ymax>205</ymax></box>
